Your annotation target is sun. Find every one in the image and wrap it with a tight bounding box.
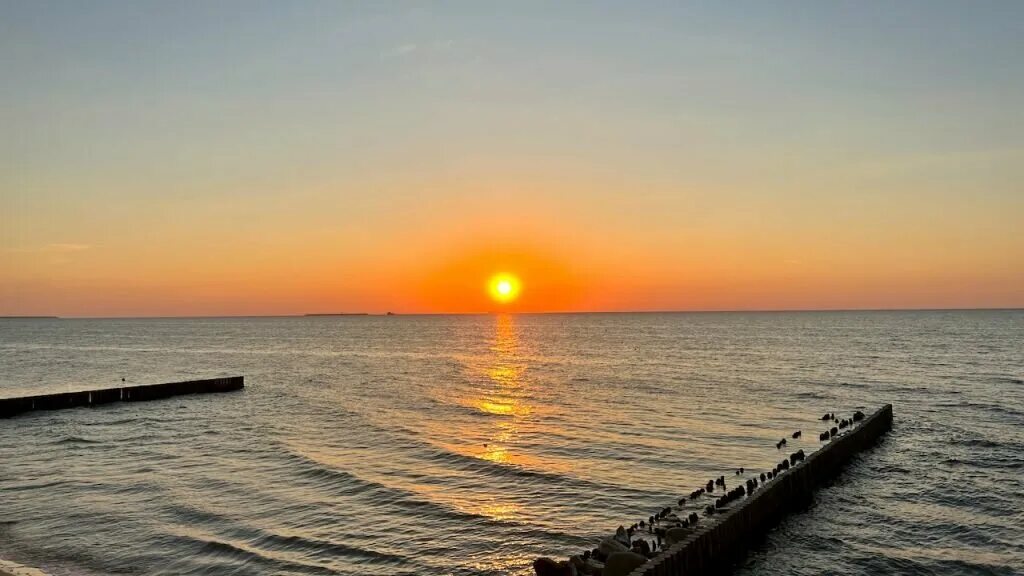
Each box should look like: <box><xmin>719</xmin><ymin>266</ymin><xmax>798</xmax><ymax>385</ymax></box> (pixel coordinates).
<box><xmin>488</xmin><ymin>273</ymin><xmax>521</xmax><ymax>304</ymax></box>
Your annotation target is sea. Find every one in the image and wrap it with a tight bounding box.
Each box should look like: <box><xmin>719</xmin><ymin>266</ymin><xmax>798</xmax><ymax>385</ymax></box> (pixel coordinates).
<box><xmin>1</xmin><ymin>311</ymin><xmax>1021</xmax><ymax>576</ymax></box>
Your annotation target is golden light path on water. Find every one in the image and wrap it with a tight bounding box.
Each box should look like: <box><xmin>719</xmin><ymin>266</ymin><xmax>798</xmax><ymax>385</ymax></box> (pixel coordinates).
<box><xmin>267</xmin><ymin>315</ymin><xmax>560</xmax><ymax>573</ymax></box>
<box><xmin>460</xmin><ymin>314</ymin><xmax>541</xmax><ymax>573</ymax></box>
<box><xmin>477</xmin><ymin>314</ymin><xmax>528</xmax><ymax>467</ymax></box>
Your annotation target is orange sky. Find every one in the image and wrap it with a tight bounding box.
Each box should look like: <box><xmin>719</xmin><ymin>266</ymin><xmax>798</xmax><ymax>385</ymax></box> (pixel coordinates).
<box><xmin>3</xmin><ymin>177</ymin><xmax>1021</xmax><ymax>316</ymax></box>
<box><xmin>2</xmin><ymin>4</ymin><xmax>1023</xmax><ymax>316</ymax></box>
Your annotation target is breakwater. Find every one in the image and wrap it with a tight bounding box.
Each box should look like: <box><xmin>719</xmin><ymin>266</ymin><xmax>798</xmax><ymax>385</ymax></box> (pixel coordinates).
<box><xmin>628</xmin><ymin>404</ymin><xmax>893</xmax><ymax>576</ymax></box>
<box><xmin>0</xmin><ymin>376</ymin><xmax>244</xmax><ymax>419</ymax></box>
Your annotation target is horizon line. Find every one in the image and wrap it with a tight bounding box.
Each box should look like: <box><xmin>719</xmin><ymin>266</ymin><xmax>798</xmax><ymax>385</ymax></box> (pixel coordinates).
<box><xmin>1</xmin><ymin>306</ymin><xmax>1021</xmax><ymax>320</ymax></box>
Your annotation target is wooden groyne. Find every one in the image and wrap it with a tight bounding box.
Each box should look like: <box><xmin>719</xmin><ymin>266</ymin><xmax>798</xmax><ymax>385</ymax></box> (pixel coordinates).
<box><xmin>0</xmin><ymin>376</ymin><xmax>244</xmax><ymax>419</ymax></box>
<box><xmin>627</xmin><ymin>404</ymin><xmax>894</xmax><ymax>576</ymax></box>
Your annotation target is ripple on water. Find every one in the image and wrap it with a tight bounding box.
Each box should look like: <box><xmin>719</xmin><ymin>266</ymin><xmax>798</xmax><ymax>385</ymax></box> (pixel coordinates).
<box><xmin>1</xmin><ymin>311</ymin><xmax>1023</xmax><ymax>575</ymax></box>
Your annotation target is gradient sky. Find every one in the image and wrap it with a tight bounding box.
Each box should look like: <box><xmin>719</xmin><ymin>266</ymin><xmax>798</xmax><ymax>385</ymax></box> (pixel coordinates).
<box><xmin>2</xmin><ymin>1</ymin><xmax>1022</xmax><ymax>316</ymax></box>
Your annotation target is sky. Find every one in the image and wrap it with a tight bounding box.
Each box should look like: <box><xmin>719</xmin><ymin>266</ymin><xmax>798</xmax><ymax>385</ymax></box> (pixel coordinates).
<box><xmin>1</xmin><ymin>1</ymin><xmax>1022</xmax><ymax>316</ymax></box>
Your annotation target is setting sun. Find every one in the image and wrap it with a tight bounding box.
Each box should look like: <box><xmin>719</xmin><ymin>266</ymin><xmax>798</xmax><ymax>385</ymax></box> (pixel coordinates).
<box><xmin>488</xmin><ymin>274</ymin><xmax>521</xmax><ymax>304</ymax></box>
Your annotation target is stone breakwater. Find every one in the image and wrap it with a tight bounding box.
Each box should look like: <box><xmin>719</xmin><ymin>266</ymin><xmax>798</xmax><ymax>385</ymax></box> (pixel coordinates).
<box><xmin>535</xmin><ymin>405</ymin><xmax>894</xmax><ymax>576</ymax></box>
<box><xmin>0</xmin><ymin>376</ymin><xmax>244</xmax><ymax>419</ymax></box>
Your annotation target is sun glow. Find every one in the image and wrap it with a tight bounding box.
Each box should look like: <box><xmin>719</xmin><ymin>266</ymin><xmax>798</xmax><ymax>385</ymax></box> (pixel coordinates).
<box><xmin>488</xmin><ymin>273</ymin><xmax>521</xmax><ymax>304</ymax></box>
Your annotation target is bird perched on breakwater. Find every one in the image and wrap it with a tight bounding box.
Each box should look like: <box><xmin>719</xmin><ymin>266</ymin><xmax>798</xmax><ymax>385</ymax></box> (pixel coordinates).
<box><xmin>713</xmin><ymin>484</ymin><xmax>748</xmax><ymax>510</ymax></box>
<box><xmin>572</xmin><ymin>412</ymin><xmax>885</xmax><ymax>575</ymax></box>
<box><xmin>614</xmin><ymin>526</ymin><xmax>631</xmax><ymax>547</ymax></box>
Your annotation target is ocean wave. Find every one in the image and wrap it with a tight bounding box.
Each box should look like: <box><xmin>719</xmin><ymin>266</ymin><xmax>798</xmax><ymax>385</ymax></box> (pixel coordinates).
<box><xmin>166</xmin><ymin>534</ymin><xmax>343</xmax><ymax>576</ymax></box>
<box><xmin>53</xmin><ymin>435</ymin><xmax>101</xmax><ymax>445</ymax></box>
<box><xmin>276</xmin><ymin>447</ymin><xmax>600</xmax><ymax>544</ymax></box>
<box><xmin>955</xmin><ymin>438</ymin><xmax>1003</xmax><ymax>449</ymax></box>
<box><xmin>79</xmin><ymin>415</ymin><xmax>140</xmax><ymax>425</ymax></box>
<box><xmin>794</xmin><ymin>391</ymin><xmax>829</xmax><ymax>399</ymax></box>
<box><xmin>253</xmin><ymin>532</ymin><xmax>412</xmax><ymax>564</ymax></box>
<box><xmin>2</xmin><ymin>479</ymin><xmax>72</xmax><ymax>492</ymax></box>
<box><xmin>4</xmin><ymin>312</ymin><xmax>1023</xmax><ymax>576</ymax></box>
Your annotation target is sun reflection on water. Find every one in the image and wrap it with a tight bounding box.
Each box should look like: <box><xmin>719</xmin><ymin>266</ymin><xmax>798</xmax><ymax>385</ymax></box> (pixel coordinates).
<box><xmin>462</xmin><ymin>315</ymin><xmax>542</xmax><ymax>516</ymax></box>
<box><xmin>425</xmin><ymin>315</ymin><xmax>572</xmax><ymax>522</ymax></box>
<box><xmin>475</xmin><ymin>315</ymin><xmax>527</xmax><ymax>457</ymax></box>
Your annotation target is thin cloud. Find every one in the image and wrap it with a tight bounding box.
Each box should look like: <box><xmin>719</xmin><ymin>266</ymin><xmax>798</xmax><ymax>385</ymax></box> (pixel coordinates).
<box><xmin>45</xmin><ymin>243</ymin><xmax>92</xmax><ymax>253</ymax></box>
<box><xmin>382</xmin><ymin>40</ymin><xmax>456</xmax><ymax>59</ymax></box>
<box><xmin>384</xmin><ymin>43</ymin><xmax>418</xmax><ymax>57</ymax></box>
<box><xmin>6</xmin><ymin>243</ymin><xmax>93</xmax><ymax>253</ymax></box>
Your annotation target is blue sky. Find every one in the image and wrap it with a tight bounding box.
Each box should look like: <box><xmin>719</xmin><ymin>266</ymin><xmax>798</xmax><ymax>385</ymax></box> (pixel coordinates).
<box><xmin>2</xmin><ymin>1</ymin><xmax>1022</xmax><ymax>314</ymax></box>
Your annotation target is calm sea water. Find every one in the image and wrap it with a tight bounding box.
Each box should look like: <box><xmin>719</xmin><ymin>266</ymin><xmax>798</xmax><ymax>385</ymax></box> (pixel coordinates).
<box><xmin>1</xmin><ymin>312</ymin><xmax>1022</xmax><ymax>576</ymax></box>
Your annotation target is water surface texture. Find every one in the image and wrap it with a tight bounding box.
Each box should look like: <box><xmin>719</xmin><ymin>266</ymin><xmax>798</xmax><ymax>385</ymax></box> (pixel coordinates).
<box><xmin>1</xmin><ymin>312</ymin><xmax>1022</xmax><ymax>575</ymax></box>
